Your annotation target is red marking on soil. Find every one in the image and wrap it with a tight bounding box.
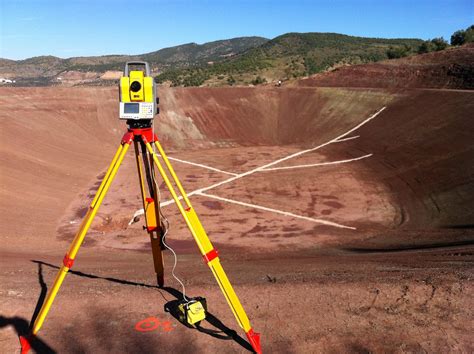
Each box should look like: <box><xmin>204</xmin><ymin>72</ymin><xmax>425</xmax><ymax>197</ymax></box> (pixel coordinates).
<box><xmin>135</xmin><ymin>317</ymin><xmax>175</xmax><ymax>333</ymax></box>
<box><xmin>161</xmin><ymin>320</ymin><xmax>174</xmax><ymax>332</ymax></box>
<box><xmin>135</xmin><ymin>317</ymin><xmax>160</xmax><ymax>332</ymax></box>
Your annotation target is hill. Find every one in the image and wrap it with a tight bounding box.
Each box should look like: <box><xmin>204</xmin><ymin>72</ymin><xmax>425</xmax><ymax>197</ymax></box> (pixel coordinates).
<box><xmin>294</xmin><ymin>43</ymin><xmax>474</xmax><ymax>89</ymax></box>
<box><xmin>156</xmin><ymin>32</ymin><xmax>423</xmax><ymax>86</ymax></box>
<box><xmin>0</xmin><ymin>36</ymin><xmax>268</xmax><ymax>85</ymax></box>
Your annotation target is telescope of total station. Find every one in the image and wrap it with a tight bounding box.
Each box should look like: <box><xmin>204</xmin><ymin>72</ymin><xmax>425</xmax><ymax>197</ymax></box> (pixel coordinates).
<box><xmin>20</xmin><ymin>61</ymin><xmax>261</xmax><ymax>354</ymax></box>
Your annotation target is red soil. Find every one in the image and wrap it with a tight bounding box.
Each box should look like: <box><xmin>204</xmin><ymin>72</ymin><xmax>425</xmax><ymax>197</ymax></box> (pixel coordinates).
<box><xmin>0</xmin><ymin>81</ymin><xmax>472</xmax><ymax>352</ymax></box>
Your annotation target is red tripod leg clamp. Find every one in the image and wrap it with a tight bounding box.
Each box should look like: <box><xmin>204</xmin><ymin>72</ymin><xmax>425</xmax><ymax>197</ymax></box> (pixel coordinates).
<box><xmin>203</xmin><ymin>249</ymin><xmax>219</xmax><ymax>264</ymax></box>
<box><xmin>121</xmin><ymin>131</ymin><xmax>134</xmax><ymax>145</ymax></box>
<box><xmin>63</xmin><ymin>254</ymin><xmax>75</xmax><ymax>268</ymax></box>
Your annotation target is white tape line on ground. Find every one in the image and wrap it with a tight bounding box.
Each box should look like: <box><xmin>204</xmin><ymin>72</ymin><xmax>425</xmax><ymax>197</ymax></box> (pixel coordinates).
<box><xmin>162</xmin><ymin>156</ymin><xmax>238</xmax><ymax>176</ymax></box>
<box><xmin>198</xmin><ymin>192</ymin><xmax>356</xmax><ymax>230</ymax></box>
<box><xmin>128</xmin><ymin>209</ymin><xmax>145</xmax><ymax>225</ymax></box>
<box><xmin>161</xmin><ymin>196</ymin><xmax>183</xmax><ymax>207</ymax></box>
<box><xmin>331</xmin><ymin>107</ymin><xmax>386</xmax><ymax>141</ymax></box>
<box><xmin>333</xmin><ymin>135</ymin><xmax>360</xmax><ymax>143</ymax></box>
<box><xmin>161</xmin><ymin>107</ymin><xmax>386</xmax><ymax>206</ymax></box>
<box><xmin>262</xmin><ymin>153</ymin><xmax>373</xmax><ymax>172</ymax></box>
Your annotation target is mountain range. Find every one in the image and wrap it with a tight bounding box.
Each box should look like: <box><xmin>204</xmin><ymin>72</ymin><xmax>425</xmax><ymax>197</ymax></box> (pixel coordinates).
<box><xmin>0</xmin><ymin>37</ymin><xmax>267</xmax><ymax>79</ymax></box>
<box><xmin>0</xmin><ymin>32</ymin><xmax>424</xmax><ymax>86</ymax></box>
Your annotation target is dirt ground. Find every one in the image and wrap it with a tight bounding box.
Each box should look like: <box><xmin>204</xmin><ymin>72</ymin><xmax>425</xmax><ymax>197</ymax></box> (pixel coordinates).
<box><xmin>0</xmin><ymin>82</ymin><xmax>473</xmax><ymax>353</ymax></box>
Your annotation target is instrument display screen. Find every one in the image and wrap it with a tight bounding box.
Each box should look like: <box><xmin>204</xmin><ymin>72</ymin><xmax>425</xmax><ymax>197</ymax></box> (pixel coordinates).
<box><xmin>124</xmin><ymin>103</ymin><xmax>140</xmax><ymax>114</ymax></box>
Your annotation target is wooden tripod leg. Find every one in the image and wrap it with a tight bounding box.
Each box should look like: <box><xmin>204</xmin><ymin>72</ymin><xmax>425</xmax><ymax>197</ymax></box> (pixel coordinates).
<box><xmin>150</xmin><ymin>230</ymin><xmax>165</xmax><ymax>287</ymax></box>
<box><xmin>20</xmin><ymin>140</ymin><xmax>132</xmax><ymax>354</ymax></box>
<box><xmin>133</xmin><ymin>141</ymin><xmax>165</xmax><ymax>287</ymax></box>
<box><xmin>148</xmin><ymin>151</ymin><xmax>165</xmax><ymax>287</ymax></box>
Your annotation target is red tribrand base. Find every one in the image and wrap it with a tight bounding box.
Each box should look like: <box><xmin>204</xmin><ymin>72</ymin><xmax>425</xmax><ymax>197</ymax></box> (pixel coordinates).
<box><xmin>246</xmin><ymin>328</ymin><xmax>262</xmax><ymax>353</ymax></box>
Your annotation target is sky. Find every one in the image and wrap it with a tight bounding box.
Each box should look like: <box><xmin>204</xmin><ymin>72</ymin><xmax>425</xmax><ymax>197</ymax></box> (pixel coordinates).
<box><xmin>0</xmin><ymin>0</ymin><xmax>473</xmax><ymax>60</ymax></box>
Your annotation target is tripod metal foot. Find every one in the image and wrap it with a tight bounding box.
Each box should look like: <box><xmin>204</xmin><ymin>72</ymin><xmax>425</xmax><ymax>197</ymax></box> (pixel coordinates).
<box><xmin>19</xmin><ymin>335</ymin><xmax>32</xmax><ymax>354</ymax></box>
<box><xmin>246</xmin><ymin>329</ymin><xmax>262</xmax><ymax>354</ymax></box>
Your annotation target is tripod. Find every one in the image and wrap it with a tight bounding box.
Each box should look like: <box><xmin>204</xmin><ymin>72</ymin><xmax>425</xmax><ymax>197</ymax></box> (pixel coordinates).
<box><xmin>20</xmin><ymin>120</ymin><xmax>261</xmax><ymax>354</ymax></box>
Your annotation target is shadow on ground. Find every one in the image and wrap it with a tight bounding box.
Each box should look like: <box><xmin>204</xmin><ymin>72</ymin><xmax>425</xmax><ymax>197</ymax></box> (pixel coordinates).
<box><xmin>343</xmin><ymin>239</ymin><xmax>474</xmax><ymax>253</ymax></box>
<box><xmin>31</xmin><ymin>260</ymin><xmax>254</xmax><ymax>352</ymax></box>
<box><xmin>0</xmin><ymin>263</ymin><xmax>56</xmax><ymax>353</ymax></box>
<box><xmin>161</xmin><ymin>286</ymin><xmax>253</xmax><ymax>351</ymax></box>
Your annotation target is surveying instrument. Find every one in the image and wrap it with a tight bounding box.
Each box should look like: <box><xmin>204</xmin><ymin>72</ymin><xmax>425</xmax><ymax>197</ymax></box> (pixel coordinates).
<box><xmin>20</xmin><ymin>62</ymin><xmax>261</xmax><ymax>354</ymax></box>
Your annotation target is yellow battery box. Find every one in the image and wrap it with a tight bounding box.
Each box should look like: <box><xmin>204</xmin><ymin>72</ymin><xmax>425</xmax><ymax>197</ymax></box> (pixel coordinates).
<box><xmin>178</xmin><ymin>297</ymin><xmax>207</xmax><ymax>326</ymax></box>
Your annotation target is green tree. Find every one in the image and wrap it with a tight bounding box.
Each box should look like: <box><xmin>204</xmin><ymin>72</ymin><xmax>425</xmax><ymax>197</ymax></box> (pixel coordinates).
<box><xmin>251</xmin><ymin>76</ymin><xmax>266</xmax><ymax>85</ymax></box>
<box><xmin>451</xmin><ymin>30</ymin><xmax>466</xmax><ymax>45</ymax></box>
<box><xmin>450</xmin><ymin>25</ymin><xmax>474</xmax><ymax>45</ymax></box>
<box><xmin>227</xmin><ymin>76</ymin><xmax>236</xmax><ymax>85</ymax></box>
<box><xmin>465</xmin><ymin>25</ymin><xmax>474</xmax><ymax>43</ymax></box>
<box><xmin>431</xmin><ymin>37</ymin><xmax>448</xmax><ymax>51</ymax></box>
<box><xmin>418</xmin><ymin>41</ymin><xmax>433</xmax><ymax>54</ymax></box>
<box><xmin>386</xmin><ymin>45</ymin><xmax>410</xmax><ymax>59</ymax></box>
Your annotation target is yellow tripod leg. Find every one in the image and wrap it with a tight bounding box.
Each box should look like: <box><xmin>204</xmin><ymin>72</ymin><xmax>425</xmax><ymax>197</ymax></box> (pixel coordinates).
<box><xmin>24</xmin><ymin>141</ymin><xmax>131</xmax><ymax>347</ymax></box>
<box><xmin>145</xmin><ymin>141</ymin><xmax>261</xmax><ymax>354</ymax></box>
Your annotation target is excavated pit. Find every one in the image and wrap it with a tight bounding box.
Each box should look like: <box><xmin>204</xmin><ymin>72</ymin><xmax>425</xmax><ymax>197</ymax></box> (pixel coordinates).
<box><xmin>0</xmin><ymin>85</ymin><xmax>472</xmax><ymax>353</ymax></box>
<box><xmin>1</xmin><ymin>86</ymin><xmax>472</xmax><ymax>252</ymax></box>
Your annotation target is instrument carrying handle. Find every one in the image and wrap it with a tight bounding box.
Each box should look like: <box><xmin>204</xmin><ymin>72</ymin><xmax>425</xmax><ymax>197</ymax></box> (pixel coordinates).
<box><xmin>124</xmin><ymin>61</ymin><xmax>151</xmax><ymax>76</ymax></box>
